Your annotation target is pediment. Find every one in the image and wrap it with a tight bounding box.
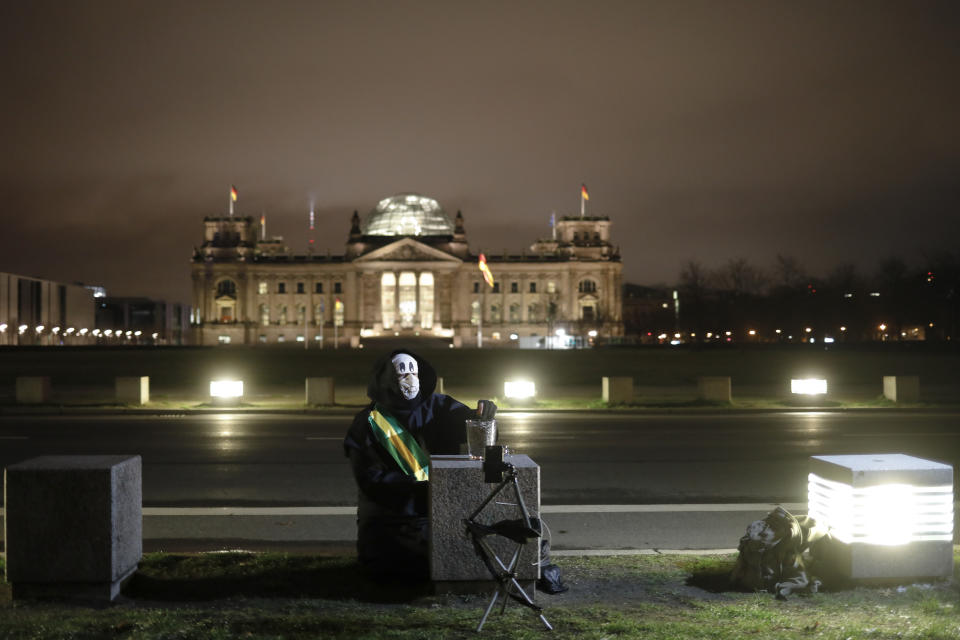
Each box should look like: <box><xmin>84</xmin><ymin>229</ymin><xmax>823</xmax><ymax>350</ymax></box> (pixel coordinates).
<box><xmin>354</xmin><ymin>238</ymin><xmax>462</xmax><ymax>264</ymax></box>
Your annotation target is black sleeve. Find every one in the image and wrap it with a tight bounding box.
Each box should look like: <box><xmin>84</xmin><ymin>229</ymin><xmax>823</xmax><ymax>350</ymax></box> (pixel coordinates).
<box><xmin>344</xmin><ymin>411</ymin><xmax>427</xmax><ymax>514</ymax></box>
<box><xmin>422</xmin><ymin>394</ymin><xmax>473</xmax><ymax>455</ymax></box>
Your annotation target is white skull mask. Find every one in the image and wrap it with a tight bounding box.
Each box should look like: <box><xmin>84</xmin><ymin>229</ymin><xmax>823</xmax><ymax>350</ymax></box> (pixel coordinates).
<box><xmin>391</xmin><ymin>353</ymin><xmax>420</xmax><ymax>400</ymax></box>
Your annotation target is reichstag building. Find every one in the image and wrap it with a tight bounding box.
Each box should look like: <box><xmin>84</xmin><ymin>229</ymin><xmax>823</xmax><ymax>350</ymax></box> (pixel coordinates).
<box><xmin>191</xmin><ymin>193</ymin><xmax>623</xmax><ymax>347</ymax></box>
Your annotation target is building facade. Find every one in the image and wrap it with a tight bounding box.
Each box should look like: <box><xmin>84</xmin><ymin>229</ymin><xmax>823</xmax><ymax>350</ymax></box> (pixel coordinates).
<box><xmin>0</xmin><ymin>272</ymin><xmax>96</xmax><ymax>345</ymax></box>
<box><xmin>190</xmin><ymin>193</ymin><xmax>623</xmax><ymax>347</ymax></box>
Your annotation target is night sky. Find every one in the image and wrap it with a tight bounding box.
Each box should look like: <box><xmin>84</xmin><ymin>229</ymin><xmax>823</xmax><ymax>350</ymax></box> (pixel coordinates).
<box><xmin>2</xmin><ymin>1</ymin><xmax>958</xmax><ymax>304</ymax></box>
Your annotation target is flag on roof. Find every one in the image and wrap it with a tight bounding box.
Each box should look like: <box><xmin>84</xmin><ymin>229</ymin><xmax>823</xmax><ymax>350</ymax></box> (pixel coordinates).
<box><xmin>581</xmin><ymin>184</ymin><xmax>589</xmax><ymax>201</ymax></box>
<box><xmin>478</xmin><ymin>253</ymin><xmax>495</xmax><ymax>288</ymax></box>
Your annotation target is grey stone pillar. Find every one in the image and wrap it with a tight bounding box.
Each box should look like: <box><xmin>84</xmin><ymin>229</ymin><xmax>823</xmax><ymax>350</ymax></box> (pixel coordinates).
<box><xmin>602</xmin><ymin>376</ymin><xmax>633</xmax><ymax>403</ymax></box>
<box><xmin>116</xmin><ymin>376</ymin><xmax>149</xmax><ymax>405</ymax></box>
<box><xmin>883</xmin><ymin>376</ymin><xmax>919</xmax><ymax>403</ymax></box>
<box><xmin>16</xmin><ymin>377</ymin><xmax>51</xmax><ymax>404</ymax></box>
<box><xmin>430</xmin><ymin>454</ymin><xmax>540</xmax><ymax>589</ymax></box>
<box><xmin>4</xmin><ymin>455</ymin><xmax>143</xmax><ymax>602</ymax></box>
<box><xmin>305</xmin><ymin>377</ymin><xmax>335</xmax><ymax>405</ymax></box>
<box><xmin>698</xmin><ymin>376</ymin><xmax>732</xmax><ymax>403</ymax></box>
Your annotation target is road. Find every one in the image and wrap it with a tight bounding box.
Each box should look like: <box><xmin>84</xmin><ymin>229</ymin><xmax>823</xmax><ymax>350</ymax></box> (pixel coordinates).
<box><xmin>1</xmin><ymin>410</ymin><xmax>957</xmax><ymax>550</ymax></box>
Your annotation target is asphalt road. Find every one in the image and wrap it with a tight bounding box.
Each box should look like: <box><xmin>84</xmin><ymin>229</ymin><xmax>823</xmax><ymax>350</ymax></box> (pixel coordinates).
<box><xmin>1</xmin><ymin>410</ymin><xmax>958</xmax><ymax>550</ymax></box>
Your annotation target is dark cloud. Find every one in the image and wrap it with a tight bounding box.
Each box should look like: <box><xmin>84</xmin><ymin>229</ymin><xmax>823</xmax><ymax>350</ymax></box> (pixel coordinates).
<box><xmin>1</xmin><ymin>0</ymin><xmax>958</xmax><ymax>302</ymax></box>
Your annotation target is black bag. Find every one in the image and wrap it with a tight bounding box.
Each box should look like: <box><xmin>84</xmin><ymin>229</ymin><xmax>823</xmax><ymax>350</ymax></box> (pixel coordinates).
<box><xmin>536</xmin><ymin>539</ymin><xmax>569</xmax><ymax>594</ymax></box>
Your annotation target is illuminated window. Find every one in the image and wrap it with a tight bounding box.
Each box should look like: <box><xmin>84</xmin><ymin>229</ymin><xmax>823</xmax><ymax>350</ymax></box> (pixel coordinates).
<box><xmin>547</xmin><ymin>281</ymin><xmax>556</xmax><ymax>294</ymax></box>
<box><xmin>218</xmin><ymin>335</ymin><xmax>231</xmax><ymax>344</ymax></box>
<box><xmin>490</xmin><ymin>304</ymin><xmax>502</xmax><ymax>323</ymax></box>
<box><xmin>509</xmin><ymin>303</ymin><xmax>521</xmax><ymax>323</ymax></box>
<box><xmin>470</xmin><ymin>300</ymin><xmax>480</xmax><ymax>325</ymax></box>
<box><xmin>258</xmin><ymin>335</ymin><xmax>266</xmax><ymax>343</ymax></box>
<box><xmin>313</xmin><ymin>303</ymin><xmax>324</xmax><ymax>325</ymax></box>
<box><xmin>279</xmin><ymin>305</ymin><xmax>288</xmax><ymax>325</ymax></box>
<box><xmin>398</xmin><ymin>272</ymin><xmax>417</xmax><ymax>328</ymax></box>
<box><xmin>296</xmin><ymin>305</ymin><xmax>306</xmax><ymax>325</ymax></box>
<box><xmin>258</xmin><ymin>281</ymin><xmax>268</xmax><ymax>295</ymax></box>
<box><xmin>381</xmin><ymin>273</ymin><xmax>396</xmax><ymax>330</ymax></box>
<box><xmin>259</xmin><ymin>304</ymin><xmax>270</xmax><ymax>326</ymax></box>
<box><xmin>334</xmin><ymin>298</ymin><xmax>344</xmax><ymax>327</ymax></box>
<box><xmin>419</xmin><ymin>272</ymin><xmax>434</xmax><ymax>329</ymax></box>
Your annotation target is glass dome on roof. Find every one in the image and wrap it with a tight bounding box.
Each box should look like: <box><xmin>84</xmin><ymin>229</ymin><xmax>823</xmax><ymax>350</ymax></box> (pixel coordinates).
<box><xmin>361</xmin><ymin>193</ymin><xmax>455</xmax><ymax>236</ymax></box>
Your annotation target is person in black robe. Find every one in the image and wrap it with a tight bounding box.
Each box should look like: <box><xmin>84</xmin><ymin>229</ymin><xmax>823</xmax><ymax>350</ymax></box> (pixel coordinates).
<box><xmin>343</xmin><ymin>348</ymin><xmax>496</xmax><ymax>577</ymax></box>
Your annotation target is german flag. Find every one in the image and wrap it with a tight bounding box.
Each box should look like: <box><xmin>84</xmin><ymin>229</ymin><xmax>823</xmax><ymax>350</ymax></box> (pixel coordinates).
<box><xmin>231</xmin><ymin>186</ymin><xmax>238</xmax><ymax>202</ymax></box>
<box><xmin>581</xmin><ymin>184</ymin><xmax>589</xmax><ymax>201</ymax></box>
<box><xmin>478</xmin><ymin>253</ymin><xmax>495</xmax><ymax>288</ymax></box>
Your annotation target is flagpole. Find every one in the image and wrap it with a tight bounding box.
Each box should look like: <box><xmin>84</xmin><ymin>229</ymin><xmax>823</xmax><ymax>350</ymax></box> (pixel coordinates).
<box><xmin>580</xmin><ymin>190</ymin><xmax>585</xmax><ymax>218</ymax></box>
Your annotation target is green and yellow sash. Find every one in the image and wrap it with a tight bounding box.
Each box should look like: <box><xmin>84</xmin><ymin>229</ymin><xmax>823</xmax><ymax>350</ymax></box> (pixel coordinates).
<box><xmin>368</xmin><ymin>406</ymin><xmax>430</xmax><ymax>481</ymax></box>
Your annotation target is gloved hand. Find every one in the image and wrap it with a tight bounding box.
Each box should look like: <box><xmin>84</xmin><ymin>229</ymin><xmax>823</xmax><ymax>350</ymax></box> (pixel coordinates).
<box><xmin>476</xmin><ymin>399</ymin><xmax>497</xmax><ymax>420</ymax></box>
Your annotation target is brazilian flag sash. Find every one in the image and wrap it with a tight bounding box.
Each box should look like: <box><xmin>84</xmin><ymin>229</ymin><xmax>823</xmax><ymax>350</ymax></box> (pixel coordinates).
<box><xmin>368</xmin><ymin>406</ymin><xmax>430</xmax><ymax>481</ymax></box>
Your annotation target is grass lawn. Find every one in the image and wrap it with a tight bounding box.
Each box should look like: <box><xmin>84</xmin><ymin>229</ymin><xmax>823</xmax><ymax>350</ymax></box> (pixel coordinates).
<box><xmin>1</xmin><ymin>344</ymin><xmax>959</xmax><ymax>410</ymax></box>
<box><xmin>1</xmin><ymin>549</ymin><xmax>958</xmax><ymax>639</ymax></box>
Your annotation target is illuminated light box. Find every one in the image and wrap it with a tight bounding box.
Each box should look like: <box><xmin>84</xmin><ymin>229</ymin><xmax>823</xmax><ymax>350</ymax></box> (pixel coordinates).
<box><xmin>792</xmin><ymin>378</ymin><xmax>827</xmax><ymax>395</ymax></box>
<box><xmin>504</xmin><ymin>380</ymin><xmax>536</xmax><ymax>400</ymax></box>
<box><xmin>808</xmin><ymin>454</ymin><xmax>954</xmax><ymax>580</ymax></box>
<box><xmin>210</xmin><ymin>380</ymin><xmax>243</xmax><ymax>399</ymax></box>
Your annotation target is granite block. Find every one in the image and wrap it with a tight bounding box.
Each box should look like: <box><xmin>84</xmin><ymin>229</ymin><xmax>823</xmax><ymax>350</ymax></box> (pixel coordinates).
<box><xmin>116</xmin><ymin>376</ymin><xmax>149</xmax><ymax>405</ymax></box>
<box><xmin>430</xmin><ymin>455</ymin><xmax>540</xmax><ymax>583</ymax></box>
<box><xmin>15</xmin><ymin>377</ymin><xmax>51</xmax><ymax>404</ymax></box>
<box><xmin>698</xmin><ymin>376</ymin><xmax>732</xmax><ymax>403</ymax></box>
<box><xmin>305</xmin><ymin>377</ymin><xmax>335</xmax><ymax>405</ymax></box>
<box><xmin>602</xmin><ymin>377</ymin><xmax>633</xmax><ymax>404</ymax></box>
<box><xmin>4</xmin><ymin>455</ymin><xmax>143</xmax><ymax>602</ymax></box>
<box><xmin>883</xmin><ymin>376</ymin><xmax>919</xmax><ymax>403</ymax></box>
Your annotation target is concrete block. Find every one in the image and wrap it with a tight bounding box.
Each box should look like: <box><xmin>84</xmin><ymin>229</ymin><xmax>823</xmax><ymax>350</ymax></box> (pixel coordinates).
<box><xmin>698</xmin><ymin>376</ymin><xmax>732</xmax><ymax>403</ymax></box>
<box><xmin>808</xmin><ymin>454</ymin><xmax>953</xmax><ymax>580</ymax></box>
<box><xmin>883</xmin><ymin>376</ymin><xmax>919</xmax><ymax>403</ymax></box>
<box><xmin>4</xmin><ymin>455</ymin><xmax>143</xmax><ymax>602</ymax></box>
<box><xmin>430</xmin><ymin>454</ymin><xmax>540</xmax><ymax>585</ymax></box>
<box><xmin>602</xmin><ymin>376</ymin><xmax>633</xmax><ymax>404</ymax></box>
<box><xmin>16</xmin><ymin>377</ymin><xmax>51</xmax><ymax>404</ymax></box>
<box><xmin>305</xmin><ymin>377</ymin><xmax>335</xmax><ymax>405</ymax></box>
<box><xmin>116</xmin><ymin>376</ymin><xmax>149</xmax><ymax>405</ymax></box>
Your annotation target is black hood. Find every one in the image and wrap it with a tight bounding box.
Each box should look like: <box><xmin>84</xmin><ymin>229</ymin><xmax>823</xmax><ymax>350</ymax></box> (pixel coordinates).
<box><xmin>366</xmin><ymin>349</ymin><xmax>438</xmax><ymax>412</ymax></box>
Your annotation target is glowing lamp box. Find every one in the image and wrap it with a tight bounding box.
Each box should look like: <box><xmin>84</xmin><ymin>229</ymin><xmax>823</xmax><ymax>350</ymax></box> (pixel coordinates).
<box><xmin>808</xmin><ymin>454</ymin><xmax>954</xmax><ymax>581</ymax></box>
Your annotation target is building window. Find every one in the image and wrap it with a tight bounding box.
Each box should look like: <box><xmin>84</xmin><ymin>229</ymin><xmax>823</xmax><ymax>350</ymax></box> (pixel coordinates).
<box><xmin>527</xmin><ymin>303</ymin><xmax>540</xmax><ymax>323</ymax></box>
<box><xmin>581</xmin><ymin>305</ymin><xmax>596</xmax><ymax>321</ymax></box>
<box><xmin>594</xmin><ymin>232</ymin><xmax>600</xmax><ymax>242</ymax></box>
<box><xmin>279</xmin><ymin>305</ymin><xmax>288</xmax><ymax>325</ymax></box>
<box><xmin>296</xmin><ymin>335</ymin><xmax>305</xmax><ymax>343</ymax></box>
<box><xmin>334</xmin><ymin>298</ymin><xmax>344</xmax><ymax>327</ymax></box>
<box><xmin>579</xmin><ymin>279</ymin><xmax>597</xmax><ymax>293</ymax></box>
<box><xmin>573</xmin><ymin>232</ymin><xmax>579</xmax><ymax>242</ymax></box>
<box><xmin>529</xmin><ymin>282</ymin><xmax>537</xmax><ymax>293</ymax></box>
<box><xmin>296</xmin><ymin>305</ymin><xmax>306</xmax><ymax>325</ymax></box>
<box><xmin>259</xmin><ymin>304</ymin><xmax>270</xmax><ymax>326</ymax></box>
<box><xmin>509</xmin><ymin>303</ymin><xmax>521</xmax><ymax>323</ymax></box>
<box><xmin>314</xmin><ymin>302</ymin><xmax>324</xmax><ymax>325</ymax></box>
<box><xmin>470</xmin><ymin>300</ymin><xmax>480</xmax><ymax>325</ymax></box>
<box><xmin>381</xmin><ymin>272</ymin><xmax>396</xmax><ymax>330</ymax></box>
<box><xmin>492</xmin><ymin>282</ymin><xmax>500</xmax><ymax>293</ymax></box>
<box><xmin>334</xmin><ymin>282</ymin><xmax>342</xmax><ymax>294</ymax></box>
<box><xmin>218</xmin><ymin>335</ymin><xmax>231</xmax><ymax>344</ymax></box>
<box><xmin>258</xmin><ymin>281</ymin><xmax>268</xmax><ymax>295</ymax></box>
<box><xmin>547</xmin><ymin>281</ymin><xmax>556</xmax><ymax>294</ymax></box>
<box><xmin>419</xmin><ymin>272</ymin><xmax>434</xmax><ymax>330</ymax></box>
<box><xmin>511</xmin><ymin>282</ymin><xmax>518</xmax><ymax>293</ymax></box>
<box><xmin>277</xmin><ymin>335</ymin><xmax>286</xmax><ymax>343</ymax></box>
<box><xmin>473</xmin><ymin>282</ymin><xmax>480</xmax><ymax>293</ymax></box>
<box><xmin>297</xmin><ymin>282</ymin><xmax>305</xmax><ymax>294</ymax></box>
<box><xmin>258</xmin><ymin>335</ymin><xmax>267</xmax><ymax>343</ymax></box>
<box><xmin>398</xmin><ymin>272</ymin><xmax>416</xmax><ymax>329</ymax></box>
<box><xmin>278</xmin><ymin>282</ymin><xmax>286</xmax><ymax>294</ymax></box>
<box><xmin>315</xmin><ymin>282</ymin><xmax>323</xmax><ymax>294</ymax></box>
<box><xmin>216</xmin><ymin>279</ymin><xmax>237</xmax><ymax>298</ymax></box>
<box><xmin>490</xmin><ymin>304</ymin><xmax>502</xmax><ymax>323</ymax></box>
